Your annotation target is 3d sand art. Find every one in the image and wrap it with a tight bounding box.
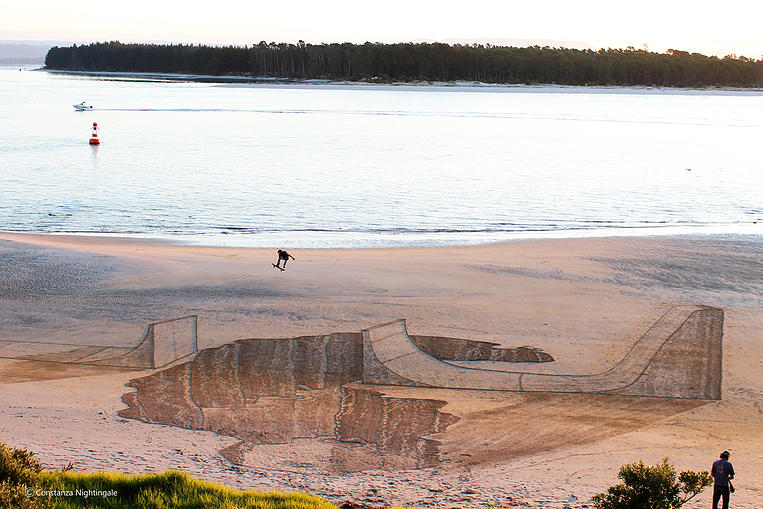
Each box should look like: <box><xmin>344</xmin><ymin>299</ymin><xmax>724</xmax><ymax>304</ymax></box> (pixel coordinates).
<box><xmin>117</xmin><ymin>305</ymin><xmax>722</xmax><ymax>473</ymax></box>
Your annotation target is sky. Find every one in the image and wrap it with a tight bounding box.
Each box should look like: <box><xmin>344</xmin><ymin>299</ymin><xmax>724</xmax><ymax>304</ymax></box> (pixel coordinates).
<box><xmin>3</xmin><ymin>0</ymin><xmax>762</xmax><ymax>58</ymax></box>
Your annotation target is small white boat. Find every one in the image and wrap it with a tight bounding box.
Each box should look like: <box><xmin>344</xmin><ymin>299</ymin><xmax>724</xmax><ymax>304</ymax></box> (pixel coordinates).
<box><xmin>73</xmin><ymin>101</ymin><xmax>93</xmax><ymax>111</ymax></box>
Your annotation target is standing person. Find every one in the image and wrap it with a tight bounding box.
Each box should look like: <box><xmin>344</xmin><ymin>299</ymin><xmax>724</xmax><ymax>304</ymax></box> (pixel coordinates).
<box><xmin>711</xmin><ymin>450</ymin><xmax>734</xmax><ymax>509</ymax></box>
<box><xmin>274</xmin><ymin>249</ymin><xmax>295</xmax><ymax>270</ymax></box>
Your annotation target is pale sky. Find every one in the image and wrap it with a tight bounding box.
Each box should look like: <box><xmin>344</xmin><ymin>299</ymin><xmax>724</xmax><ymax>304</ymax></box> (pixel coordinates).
<box><xmin>3</xmin><ymin>0</ymin><xmax>762</xmax><ymax>58</ymax></box>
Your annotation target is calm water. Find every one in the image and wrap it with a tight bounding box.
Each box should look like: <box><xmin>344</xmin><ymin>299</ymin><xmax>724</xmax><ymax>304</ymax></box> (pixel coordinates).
<box><xmin>1</xmin><ymin>67</ymin><xmax>761</xmax><ymax>248</ymax></box>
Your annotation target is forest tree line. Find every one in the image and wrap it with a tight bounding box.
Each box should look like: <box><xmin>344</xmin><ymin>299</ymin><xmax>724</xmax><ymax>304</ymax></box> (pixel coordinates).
<box><xmin>45</xmin><ymin>41</ymin><xmax>763</xmax><ymax>87</ymax></box>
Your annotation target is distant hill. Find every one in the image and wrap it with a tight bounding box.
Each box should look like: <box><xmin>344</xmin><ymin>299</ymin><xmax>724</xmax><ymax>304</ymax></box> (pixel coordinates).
<box><xmin>0</xmin><ymin>41</ymin><xmax>70</xmax><ymax>64</ymax></box>
<box><xmin>0</xmin><ymin>57</ymin><xmax>43</xmax><ymax>65</ymax></box>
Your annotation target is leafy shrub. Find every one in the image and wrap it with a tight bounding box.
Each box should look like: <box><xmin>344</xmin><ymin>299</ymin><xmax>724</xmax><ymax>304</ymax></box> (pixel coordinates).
<box><xmin>592</xmin><ymin>457</ymin><xmax>712</xmax><ymax>509</ymax></box>
<box><xmin>0</xmin><ymin>439</ymin><xmax>43</xmax><ymax>485</ymax></box>
<box><xmin>0</xmin><ymin>438</ymin><xmax>46</xmax><ymax>508</ymax></box>
<box><xmin>0</xmin><ymin>481</ymin><xmax>35</xmax><ymax>508</ymax></box>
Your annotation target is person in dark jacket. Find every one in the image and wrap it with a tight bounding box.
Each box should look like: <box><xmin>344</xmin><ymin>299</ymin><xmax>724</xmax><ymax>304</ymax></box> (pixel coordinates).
<box><xmin>711</xmin><ymin>450</ymin><xmax>735</xmax><ymax>509</ymax></box>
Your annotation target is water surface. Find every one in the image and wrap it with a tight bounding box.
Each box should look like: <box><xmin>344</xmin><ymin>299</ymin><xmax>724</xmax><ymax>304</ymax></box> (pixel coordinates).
<box><xmin>1</xmin><ymin>68</ymin><xmax>761</xmax><ymax>247</ymax></box>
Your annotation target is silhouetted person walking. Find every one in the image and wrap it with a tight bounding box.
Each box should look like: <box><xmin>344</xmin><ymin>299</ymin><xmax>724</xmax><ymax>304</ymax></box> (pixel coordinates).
<box><xmin>273</xmin><ymin>249</ymin><xmax>295</xmax><ymax>270</ymax></box>
<box><xmin>711</xmin><ymin>450</ymin><xmax>734</xmax><ymax>509</ymax></box>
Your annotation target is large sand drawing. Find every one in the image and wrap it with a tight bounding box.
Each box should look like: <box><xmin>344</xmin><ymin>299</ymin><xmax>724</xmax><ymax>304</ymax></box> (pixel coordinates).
<box><xmin>0</xmin><ymin>315</ymin><xmax>198</xmax><ymax>369</ymax></box>
<box><xmin>119</xmin><ymin>305</ymin><xmax>722</xmax><ymax>473</ymax></box>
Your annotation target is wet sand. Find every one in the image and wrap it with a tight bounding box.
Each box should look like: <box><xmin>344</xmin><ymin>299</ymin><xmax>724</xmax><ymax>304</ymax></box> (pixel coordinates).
<box><xmin>0</xmin><ymin>232</ymin><xmax>761</xmax><ymax>508</ymax></box>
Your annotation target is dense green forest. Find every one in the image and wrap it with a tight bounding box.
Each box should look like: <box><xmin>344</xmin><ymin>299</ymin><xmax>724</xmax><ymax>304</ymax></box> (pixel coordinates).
<box><xmin>45</xmin><ymin>41</ymin><xmax>763</xmax><ymax>87</ymax></box>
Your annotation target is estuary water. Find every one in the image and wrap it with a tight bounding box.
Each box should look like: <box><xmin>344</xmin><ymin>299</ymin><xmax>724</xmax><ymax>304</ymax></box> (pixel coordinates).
<box><xmin>1</xmin><ymin>67</ymin><xmax>761</xmax><ymax>248</ymax></box>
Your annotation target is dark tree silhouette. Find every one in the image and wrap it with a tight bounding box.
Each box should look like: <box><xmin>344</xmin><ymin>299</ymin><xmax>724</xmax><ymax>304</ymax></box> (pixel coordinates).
<box><xmin>45</xmin><ymin>41</ymin><xmax>763</xmax><ymax>88</ymax></box>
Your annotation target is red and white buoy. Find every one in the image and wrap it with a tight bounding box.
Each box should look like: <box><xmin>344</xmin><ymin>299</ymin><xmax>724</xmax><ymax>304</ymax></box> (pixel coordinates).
<box><xmin>89</xmin><ymin>122</ymin><xmax>100</xmax><ymax>145</ymax></box>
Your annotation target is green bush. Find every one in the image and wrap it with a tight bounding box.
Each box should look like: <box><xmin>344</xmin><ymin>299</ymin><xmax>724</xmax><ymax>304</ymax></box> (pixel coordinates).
<box><xmin>0</xmin><ymin>481</ymin><xmax>46</xmax><ymax>509</ymax></box>
<box><xmin>592</xmin><ymin>457</ymin><xmax>712</xmax><ymax>509</ymax></box>
<box><xmin>0</xmin><ymin>438</ymin><xmax>48</xmax><ymax>508</ymax></box>
<box><xmin>0</xmin><ymin>439</ymin><xmax>43</xmax><ymax>486</ymax></box>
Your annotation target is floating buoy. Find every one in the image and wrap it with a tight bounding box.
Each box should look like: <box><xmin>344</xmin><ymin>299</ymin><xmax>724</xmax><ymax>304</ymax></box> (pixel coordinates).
<box><xmin>89</xmin><ymin>121</ymin><xmax>100</xmax><ymax>145</ymax></box>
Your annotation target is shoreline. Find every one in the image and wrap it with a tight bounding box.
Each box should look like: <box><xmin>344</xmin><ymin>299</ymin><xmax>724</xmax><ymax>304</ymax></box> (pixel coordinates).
<box><xmin>36</xmin><ymin>68</ymin><xmax>763</xmax><ymax>94</ymax></box>
<box><xmin>2</xmin><ymin>225</ymin><xmax>762</xmax><ymax>251</ymax></box>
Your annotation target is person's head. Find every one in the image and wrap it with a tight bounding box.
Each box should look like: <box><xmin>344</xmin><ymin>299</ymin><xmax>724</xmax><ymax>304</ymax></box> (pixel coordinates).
<box><xmin>720</xmin><ymin>451</ymin><xmax>730</xmax><ymax>459</ymax></box>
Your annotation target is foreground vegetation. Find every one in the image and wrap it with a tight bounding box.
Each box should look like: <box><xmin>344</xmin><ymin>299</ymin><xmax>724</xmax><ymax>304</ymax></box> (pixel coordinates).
<box><xmin>2</xmin><ymin>437</ymin><xmax>714</xmax><ymax>509</ymax></box>
<box><xmin>45</xmin><ymin>41</ymin><xmax>763</xmax><ymax>88</ymax></box>
<box><xmin>35</xmin><ymin>471</ymin><xmax>337</xmax><ymax>509</ymax></box>
<box><xmin>592</xmin><ymin>458</ymin><xmax>712</xmax><ymax>509</ymax></box>
<box><xmin>1</xmin><ymin>439</ymin><xmax>336</xmax><ymax>509</ymax></box>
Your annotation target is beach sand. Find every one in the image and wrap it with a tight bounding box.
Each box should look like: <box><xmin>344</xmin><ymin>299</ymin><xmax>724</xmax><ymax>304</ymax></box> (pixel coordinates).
<box><xmin>0</xmin><ymin>232</ymin><xmax>760</xmax><ymax>508</ymax></box>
